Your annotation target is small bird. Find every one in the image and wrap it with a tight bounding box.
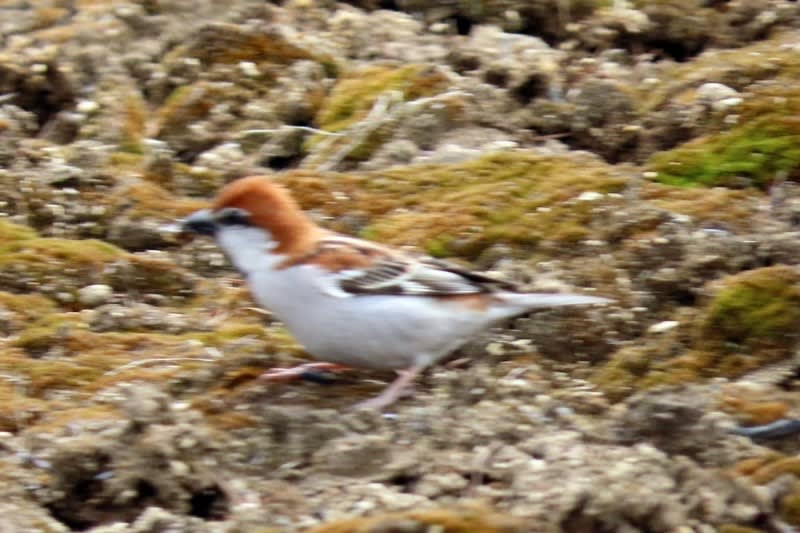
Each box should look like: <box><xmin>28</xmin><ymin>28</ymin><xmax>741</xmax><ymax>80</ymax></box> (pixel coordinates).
<box><xmin>182</xmin><ymin>176</ymin><xmax>611</xmax><ymax>409</ymax></box>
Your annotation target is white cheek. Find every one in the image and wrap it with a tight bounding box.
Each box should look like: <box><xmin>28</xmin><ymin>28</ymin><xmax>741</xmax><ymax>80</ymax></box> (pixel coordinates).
<box><xmin>215</xmin><ymin>226</ymin><xmax>283</xmax><ymax>273</ymax></box>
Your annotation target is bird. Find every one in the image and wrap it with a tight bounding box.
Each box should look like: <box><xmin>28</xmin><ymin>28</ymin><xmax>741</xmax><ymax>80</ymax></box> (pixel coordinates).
<box><xmin>181</xmin><ymin>175</ymin><xmax>611</xmax><ymax>410</ymax></box>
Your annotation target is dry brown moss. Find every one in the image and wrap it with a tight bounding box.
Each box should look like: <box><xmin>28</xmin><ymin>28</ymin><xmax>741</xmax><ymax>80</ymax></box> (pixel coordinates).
<box><xmin>280</xmin><ymin>150</ymin><xmax>628</xmax><ymax>259</ymax></box>
<box><xmin>0</xmin><ymin>381</ymin><xmax>50</xmax><ymax>432</ymax></box>
<box><xmin>637</xmin><ymin>32</ymin><xmax>800</xmax><ymax>114</ymax></box>
<box><xmin>27</xmin><ymin>405</ymin><xmax>121</xmax><ymax>434</ymax></box>
<box><xmin>317</xmin><ymin>64</ymin><xmax>450</xmax><ymax>132</ymax></box>
<box><xmin>104</xmin><ymin>253</ymin><xmax>198</xmax><ymax>300</ymax></box>
<box><xmin>734</xmin><ymin>453</ymin><xmax>800</xmax><ymax>526</ymax></box>
<box><xmin>309</xmin><ymin>64</ymin><xmax>451</xmax><ymax>163</ymax></box>
<box><xmin>117</xmin><ymin>89</ymin><xmax>148</xmax><ymax>154</ymax></box>
<box><xmin>108</xmin><ymin>181</ymin><xmax>207</xmax><ymax>219</ymax></box>
<box><xmin>641</xmin><ymin>183</ymin><xmax>759</xmax><ymax>231</ymax></box>
<box><xmin>0</xmin><ymin>237</ymin><xmax>125</xmax><ymax>296</ymax></box>
<box><xmin>167</xmin><ymin>23</ymin><xmax>315</xmax><ymax>67</ymax></box>
<box><xmin>307</xmin><ymin>504</ymin><xmax>525</xmax><ymax>533</ymax></box>
<box><xmin>0</xmin><ymin>291</ymin><xmax>57</xmax><ymax>321</ymax></box>
<box><xmin>154</xmin><ymin>82</ymin><xmax>218</xmax><ymax>139</ymax></box>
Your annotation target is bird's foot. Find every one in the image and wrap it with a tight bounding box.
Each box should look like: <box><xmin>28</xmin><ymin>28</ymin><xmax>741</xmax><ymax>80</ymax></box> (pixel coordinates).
<box><xmin>260</xmin><ymin>362</ymin><xmax>350</xmax><ymax>383</ymax></box>
<box><xmin>352</xmin><ymin>366</ymin><xmax>422</xmax><ymax>411</ymax></box>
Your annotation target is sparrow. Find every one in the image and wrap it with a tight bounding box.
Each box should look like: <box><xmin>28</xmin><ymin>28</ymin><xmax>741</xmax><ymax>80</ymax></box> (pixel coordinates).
<box><xmin>182</xmin><ymin>175</ymin><xmax>611</xmax><ymax>409</ymax></box>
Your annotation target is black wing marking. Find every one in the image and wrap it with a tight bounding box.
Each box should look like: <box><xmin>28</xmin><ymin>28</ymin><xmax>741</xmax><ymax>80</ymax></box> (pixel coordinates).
<box><xmin>311</xmin><ymin>237</ymin><xmax>519</xmax><ymax>296</ymax></box>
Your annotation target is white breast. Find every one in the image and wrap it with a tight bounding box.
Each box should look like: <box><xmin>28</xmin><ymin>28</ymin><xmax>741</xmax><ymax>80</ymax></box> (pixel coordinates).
<box><xmin>215</xmin><ymin>226</ymin><xmax>283</xmax><ymax>274</ymax></box>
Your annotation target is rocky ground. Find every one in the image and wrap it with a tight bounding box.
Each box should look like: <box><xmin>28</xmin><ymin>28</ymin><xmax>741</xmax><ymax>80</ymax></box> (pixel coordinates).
<box><xmin>4</xmin><ymin>0</ymin><xmax>800</xmax><ymax>531</ymax></box>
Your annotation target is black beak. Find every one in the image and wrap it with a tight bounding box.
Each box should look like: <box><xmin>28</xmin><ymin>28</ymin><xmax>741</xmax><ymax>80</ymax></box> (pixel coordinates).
<box><xmin>181</xmin><ymin>209</ymin><xmax>217</xmax><ymax>236</ymax></box>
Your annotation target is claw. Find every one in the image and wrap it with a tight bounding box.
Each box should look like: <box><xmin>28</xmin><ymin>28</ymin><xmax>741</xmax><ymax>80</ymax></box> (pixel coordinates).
<box><xmin>260</xmin><ymin>362</ymin><xmax>350</xmax><ymax>383</ymax></box>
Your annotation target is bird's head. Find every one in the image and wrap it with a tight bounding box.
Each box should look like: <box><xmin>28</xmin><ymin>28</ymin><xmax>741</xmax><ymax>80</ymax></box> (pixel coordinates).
<box><xmin>181</xmin><ymin>176</ymin><xmax>320</xmax><ymax>270</ymax></box>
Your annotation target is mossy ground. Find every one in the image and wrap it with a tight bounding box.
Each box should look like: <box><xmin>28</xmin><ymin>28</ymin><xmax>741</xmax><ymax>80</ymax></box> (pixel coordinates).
<box><xmin>306</xmin><ymin>504</ymin><xmax>524</xmax><ymax>533</ymax></box>
<box><xmin>107</xmin><ymin>181</ymin><xmax>207</xmax><ymax>219</ymax></box>
<box><xmin>281</xmin><ymin>150</ymin><xmax>628</xmax><ymax>259</ymax></box>
<box><xmin>0</xmin><ymin>299</ymin><xmax>295</xmax><ymax>434</ymax></box>
<box><xmin>593</xmin><ymin>266</ymin><xmax>800</xmax><ymax>400</ymax></box>
<box><xmin>316</xmin><ymin>64</ymin><xmax>450</xmax><ymax>132</ymax></box>
<box><xmin>0</xmin><ymin>219</ymin><xmax>293</xmax><ymax>435</ymax></box>
<box><xmin>646</xmin><ymin>45</ymin><xmax>800</xmax><ymax>188</ymax></box>
<box><xmin>641</xmin><ymin>183</ymin><xmax>759</xmax><ymax>230</ymax></box>
<box><xmin>648</xmin><ymin>112</ymin><xmax>800</xmax><ymax>189</ymax></box>
<box><xmin>734</xmin><ymin>454</ymin><xmax>800</xmax><ymax>526</ymax></box>
<box><xmin>308</xmin><ymin>64</ymin><xmax>451</xmax><ymax>163</ymax></box>
<box><xmin>0</xmin><ymin>220</ymin><xmax>39</xmax><ymax>242</ymax></box>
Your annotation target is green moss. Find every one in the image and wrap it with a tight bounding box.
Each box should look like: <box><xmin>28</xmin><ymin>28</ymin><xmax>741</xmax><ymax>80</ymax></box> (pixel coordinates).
<box><xmin>701</xmin><ymin>265</ymin><xmax>800</xmax><ymax>351</ymax></box>
<box><xmin>648</xmin><ymin>119</ymin><xmax>800</xmax><ymax>188</ymax></box>
<box><xmin>0</xmin><ymin>237</ymin><xmax>122</xmax><ymax>264</ymax></box>
<box><xmin>108</xmin><ymin>151</ymin><xmax>144</xmax><ymax>173</ymax></box>
<box><xmin>185</xmin><ymin>323</ymin><xmax>295</xmax><ymax>351</ymax></box>
<box><xmin>648</xmin><ymin>84</ymin><xmax>800</xmax><ymax>189</ymax></box>
<box><xmin>105</xmin><ymin>253</ymin><xmax>197</xmax><ymax>300</ymax></box>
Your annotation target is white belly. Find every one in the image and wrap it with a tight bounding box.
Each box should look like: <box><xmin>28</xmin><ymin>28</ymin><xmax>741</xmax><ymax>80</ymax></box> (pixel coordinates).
<box><xmin>247</xmin><ymin>265</ymin><xmax>491</xmax><ymax>370</ymax></box>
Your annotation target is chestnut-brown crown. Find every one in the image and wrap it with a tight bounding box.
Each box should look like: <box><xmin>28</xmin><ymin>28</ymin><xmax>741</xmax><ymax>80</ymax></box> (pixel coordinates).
<box><xmin>212</xmin><ymin>176</ymin><xmax>320</xmax><ymax>254</ymax></box>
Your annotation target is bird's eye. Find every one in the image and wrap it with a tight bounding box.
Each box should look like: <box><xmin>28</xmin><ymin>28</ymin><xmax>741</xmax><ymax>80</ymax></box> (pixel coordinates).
<box><xmin>214</xmin><ymin>207</ymin><xmax>251</xmax><ymax>226</ymax></box>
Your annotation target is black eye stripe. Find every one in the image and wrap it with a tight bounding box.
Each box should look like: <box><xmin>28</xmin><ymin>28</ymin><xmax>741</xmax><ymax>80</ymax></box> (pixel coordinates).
<box><xmin>214</xmin><ymin>208</ymin><xmax>251</xmax><ymax>226</ymax></box>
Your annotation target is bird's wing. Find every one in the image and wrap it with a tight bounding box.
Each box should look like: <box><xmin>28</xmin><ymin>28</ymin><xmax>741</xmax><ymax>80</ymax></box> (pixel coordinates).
<box><xmin>289</xmin><ymin>235</ymin><xmax>518</xmax><ymax>297</ymax></box>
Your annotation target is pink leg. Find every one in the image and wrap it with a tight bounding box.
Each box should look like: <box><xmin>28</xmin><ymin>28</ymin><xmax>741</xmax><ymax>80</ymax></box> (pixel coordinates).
<box><xmin>353</xmin><ymin>365</ymin><xmax>423</xmax><ymax>410</ymax></box>
<box><xmin>260</xmin><ymin>362</ymin><xmax>350</xmax><ymax>382</ymax></box>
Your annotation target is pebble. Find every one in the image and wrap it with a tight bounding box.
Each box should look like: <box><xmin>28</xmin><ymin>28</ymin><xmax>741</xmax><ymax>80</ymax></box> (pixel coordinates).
<box><xmin>647</xmin><ymin>320</ymin><xmax>680</xmax><ymax>334</ymax></box>
<box><xmin>577</xmin><ymin>191</ymin><xmax>604</xmax><ymax>202</ymax></box>
<box><xmin>78</xmin><ymin>284</ymin><xmax>113</xmax><ymax>307</ymax></box>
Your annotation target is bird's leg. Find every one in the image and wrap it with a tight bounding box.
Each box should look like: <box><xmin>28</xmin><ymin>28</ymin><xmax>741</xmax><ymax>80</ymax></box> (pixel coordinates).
<box><xmin>353</xmin><ymin>365</ymin><xmax>423</xmax><ymax>410</ymax></box>
<box><xmin>260</xmin><ymin>362</ymin><xmax>351</xmax><ymax>383</ymax></box>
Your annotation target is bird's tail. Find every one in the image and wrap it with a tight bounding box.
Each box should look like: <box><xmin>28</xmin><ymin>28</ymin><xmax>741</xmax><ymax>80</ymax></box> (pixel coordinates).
<box><xmin>499</xmin><ymin>292</ymin><xmax>613</xmax><ymax>310</ymax></box>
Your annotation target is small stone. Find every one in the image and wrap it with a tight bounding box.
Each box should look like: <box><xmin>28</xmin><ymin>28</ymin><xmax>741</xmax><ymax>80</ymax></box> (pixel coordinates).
<box><xmin>238</xmin><ymin>61</ymin><xmax>260</xmax><ymax>77</ymax></box>
<box><xmin>577</xmin><ymin>191</ymin><xmax>603</xmax><ymax>201</ymax></box>
<box><xmin>169</xmin><ymin>460</ymin><xmax>190</xmax><ymax>476</ymax></box>
<box><xmin>55</xmin><ymin>292</ymin><xmax>75</xmax><ymax>304</ymax></box>
<box><xmin>713</xmin><ymin>96</ymin><xmax>742</xmax><ymax>112</ymax></box>
<box><xmin>486</xmin><ymin>342</ymin><xmax>505</xmax><ymax>356</ymax></box>
<box><xmin>696</xmin><ymin>83</ymin><xmax>740</xmax><ymax>112</ymax></box>
<box><xmin>78</xmin><ymin>284</ymin><xmax>113</xmax><ymax>308</ymax></box>
<box><xmin>76</xmin><ymin>100</ymin><xmax>99</xmax><ymax>114</ymax></box>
